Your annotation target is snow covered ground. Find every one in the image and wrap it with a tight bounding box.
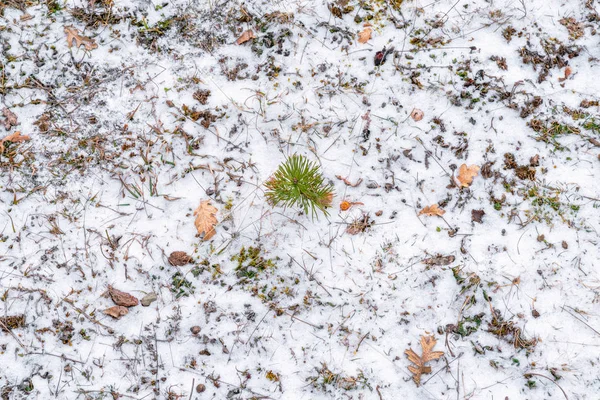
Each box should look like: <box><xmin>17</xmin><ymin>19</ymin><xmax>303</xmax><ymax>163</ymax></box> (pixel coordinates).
<box><xmin>1</xmin><ymin>0</ymin><xmax>599</xmax><ymax>398</ymax></box>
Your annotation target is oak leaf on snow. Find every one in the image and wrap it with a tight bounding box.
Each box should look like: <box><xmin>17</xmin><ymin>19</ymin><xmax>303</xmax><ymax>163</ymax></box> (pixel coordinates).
<box><xmin>405</xmin><ymin>335</ymin><xmax>444</xmax><ymax>386</ymax></box>
<box><xmin>357</xmin><ymin>26</ymin><xmax>372</xmax><ymax>44</ymax></box>
<box><xmin>418</xmin><ymin>204</ymin><xmax>445</xmax><ymax>217</ymax></box>
<box><xmin>455</xmin><ymin>164</ymin><xmax>480</xmax><ymax>188</ymax></box>
<box><xmin>194</xmin><ymin>200</ymin><xmax>218</xmax><ymax>240</ymax></box>
<box><xmin>64</xmin><ymin>26</ymin><xmax>98</xmax><ymax>50</ymax></box>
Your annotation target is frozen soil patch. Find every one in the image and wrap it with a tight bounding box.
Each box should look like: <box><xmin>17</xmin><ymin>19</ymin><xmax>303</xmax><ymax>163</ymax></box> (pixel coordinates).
<box><xmin>1</xmin><ymin>0</ymin><xmax>600</xmax><ymax>399</ymax></box>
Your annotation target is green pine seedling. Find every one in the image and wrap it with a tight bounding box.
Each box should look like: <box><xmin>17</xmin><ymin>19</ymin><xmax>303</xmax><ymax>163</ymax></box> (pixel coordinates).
<box><xmin>265</xmin><ymin>154</ymin><xmax>334</xmax><ymax>219</ymax></box>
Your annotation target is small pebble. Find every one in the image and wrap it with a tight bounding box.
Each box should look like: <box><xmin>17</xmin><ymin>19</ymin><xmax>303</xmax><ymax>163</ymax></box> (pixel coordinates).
<box><xmin>196</xmin><ymin>384</ymin><xmax>206</xmax><ymax>393</ymax></box>
<box><xmin>140</xmin><ymin>293</ymin><xmax>158</xmax><ymax>307</ymax></box>
<box><xmin>190</xmin><ymin>326</ymin><xmax>201</xmax><ymax>335</ymax></box>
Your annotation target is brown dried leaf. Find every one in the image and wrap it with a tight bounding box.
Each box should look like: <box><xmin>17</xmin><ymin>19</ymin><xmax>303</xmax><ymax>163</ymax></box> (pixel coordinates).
<box><xmin>236</xmin><ymin>29</ymin><xmax>256</xmax><ymax>45</ymax></box>
<box><xmin>456</xmin><ymin>164</ymin><xmax>480</xmax><ymax>188</ymax></box>
<box><xmin>2</xmin><ymin>108</ymin><xmax>18</xmax><ymax>130</ymax></box>
<box><xmin>0</xmin><ymin>131</ymin><xmax>31</xmax><ymax>153</ymax></box>
<box><xmin>418</xmin><ymin>204</ymin><xmax>445</xmax><ymax>217</ymax></box>
<box><xmin>103</xmin><ymin>306</ymin><xmax>128</xmax><ymax>319</ymax></box>
<box><xmin>64</xmin><ymin>26</ymin><xmax>98</xmax><ymax>51</ymax></box>
<box><xmin>410</xmin><ymin>108</ymin><xmax>424</xmax><ymax>122</ymax></box>
<box><xmin>335</xmin><ymin>175</ymin><xmax>362</xmax><ymax>187</ymax></box>
<box><xmin>357</xmin><ymin>27</ymin><xmax>372</xmax><ymax>44</ymax></box>
<box><xmin>168</xmin><ymin>251</ymin><xmax>193</xmax><ymax>266</ymax></box>
<box><xmin>0</xmin><ymin>315</ymin><xmax>25</xmax><ymax>331</ymax></box>
<box><xmin>471</xmin><ymin>209</ymin><xmax>485</xmax><ymax>223</ymax></box>
<box><xmin>194</xmin><ymin>200</ymin><xmax>218</xmax><ymax>240</ymax></box>
<box><xmin>405</xmin><ymin>335</ymin><xmax>444</xmax><ymax>386</ymax></box>
<box><xmin>108</xmin><ymin>285</ymin><xmax>139</xmax><ymax>307</ymax></box>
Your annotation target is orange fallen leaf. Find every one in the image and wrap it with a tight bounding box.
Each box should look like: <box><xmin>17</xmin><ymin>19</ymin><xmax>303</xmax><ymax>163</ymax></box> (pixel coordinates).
<box><xmin>558</xmin><ymin>66</ymin><xmax>572</xmax><ymax>82</ymax></box>
<box><xmin>0</xmin><ymin>131</ymin><xmax>31</xmax><ymax>153</ymax></box>
<box><xmin>236</xmin><ymin>30</ymin><xmax>256</xmax><ymax>45</ymax></box>
<box><xmin>455</xmin><ymin>164</ymin><xmax>480</xmax><ymax>188</ymax></box>
<box><xmin>419</xmin><ymin>204</ymin><xmax>445</xmax><ymax>217</ymax></box>
<box><xmin>357</xmin><ymin>27</ymin><xmax>372</xmax><ymax>44</ymax></box>
<box><xmin>340</xmin><ymin>200</ymin><xmax>365</xmax><ymax>211</ymax></box>
<box><xmin>194</xmin><ymin>200</ymin><xmax>218</xmax><ymax>240</ymax></box>
<box><xmin>405</xmin><ymin>335</ymin><xmax>444</xmax><ymax>386</ymax></box>
<box><xmin>410</xmin><ymin>108</ymin><xmax>424</xmax><ymax>121</ymax></box>
<box><xmin>64</xmin><ymin>26</ymin><xmax>98</xmax><ymax>51</ymax></box>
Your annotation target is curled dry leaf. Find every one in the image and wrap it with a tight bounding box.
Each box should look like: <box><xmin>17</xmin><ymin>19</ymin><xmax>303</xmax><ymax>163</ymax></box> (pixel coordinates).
<box><xmin>168</xmin><ymin>251</ymin><xmax>193</xmax><ymax>266</ymax></box>
<box><xmin>456</xmin><ymin>164</ymin><xmax>480</xmax><ymax>188</ymax></box>
<box><xmin>336</xmin><ymin>175</ymin><xmax>362</xmax><ymax>187</ymax></box>
<box><xmin>422</xmin><ymin>254</ymin><xmax>455</xmax><ymax>266</ymax></box>
<box><xmin>558</xmin><ymin>66</ymin><xmax>572</xmax><ymax>82</ymax></box>
<box><xmin>236</xmin><ymin>29</ymin><xmax>256</xmax><ymax>45</ymax></box>
<box><xmin>64</xmin><ymin>26</ymin><xmax>98</xmax><ymax>51</ymax></box>
<box><xmin>194</xmin><ymin>200</ymin><xmax>218</xmax><ymax>240</ymax></box>
<box><xmin>340</xmin><ymin>200</ymin><xmax>364</xmax><ymax>211</ymax></box>
<box><xmin>357</xmin><ymin>26</ymin><xmax>372</xmax><ymax>44</ymax></box>
<box><xmin>108</xmin><ymin>285</ymin><xmax>139</xmax><ymax>307</ymax></box>
<box><xmin>0</xmin><ymin>131</ymin><xmax>31</xmax><ymax>153</ymax></box>
<box><xmin>418</xmin><ymin>204</ymin><xmax>445</xmax><ymax>217</ymax></box>
<box><xmin>405</xmin><ymin>335</ymin><xmax>444</xmax><ymax>386</ymax></box>
<box><xmin>2</xmin><ymin>108</ymin><xmax>18</xmax><ymax>130</ymax></box>
<box><xmin>410</xmin><ymin>108</ymin><xmax>424</xmax><ymax>122</ymax></box>
<box><xmin>103</xmin><ymin>306</ymin><xmax>128</xmax><ymax>319</ymax></box>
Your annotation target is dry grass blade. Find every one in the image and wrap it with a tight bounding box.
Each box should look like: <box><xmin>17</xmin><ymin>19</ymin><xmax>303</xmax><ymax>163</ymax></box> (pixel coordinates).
<box><xmin>194</xmin><ymin>200</ymin><xmax>218</xmax><ymax>240</ymax></box>
<box><xmin>405</xmin><ymin>335</ymin><xmax>444</xmax><ymax>386</ymax></box>
<box><xmin>64</xmin><ymin>26</ymin><xmax>98</xmax><ymax>50</ymax></box>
